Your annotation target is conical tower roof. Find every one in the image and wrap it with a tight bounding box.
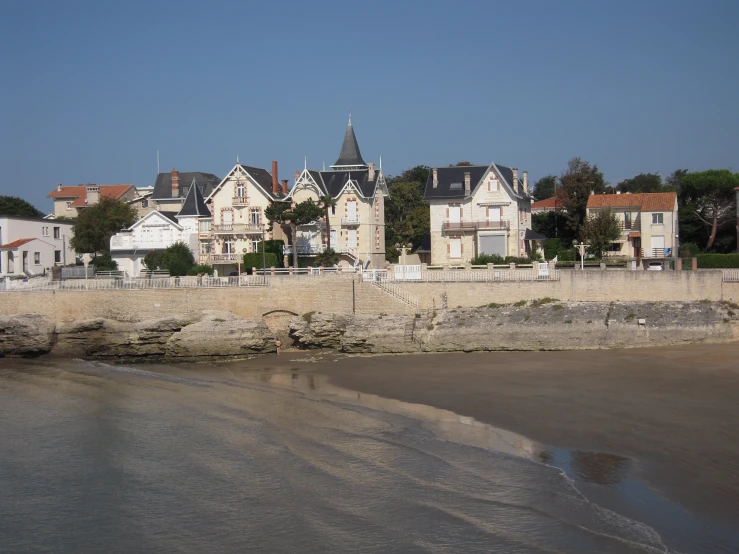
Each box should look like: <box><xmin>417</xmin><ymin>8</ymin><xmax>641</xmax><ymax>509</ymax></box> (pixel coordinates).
<box><xmin>332</xmin><ymin>115</ymin><xmax>367</xmax><ymax>168</ymax></box>
<box><xmin>177</xmin><ymin>178</ymin><xmax>211</xmax><ymax>218</ymax></box>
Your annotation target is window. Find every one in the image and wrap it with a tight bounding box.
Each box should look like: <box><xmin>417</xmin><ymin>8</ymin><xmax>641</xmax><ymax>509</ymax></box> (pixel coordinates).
<box><xmin>488</xmin><ymin>177</ymin><xmax>499</xmax><ymax>192</ymax></box>
<box><xmin>34</xmin><ymin>252</ymin><xmax>41</xmax><ymax>265</ymax></box>
<box><xmin>199</xmin><ymin>220</ymin><xmax>211</xmax><ymax>233</ymax></box>
<box><xmin>449</xmin><ymin>238</ymin><xmax>462</xmax><ymax>258</ymax></box>
<box><xmin>54</xmin><ymin>250</ymin><xmax>61</xmax><ymax>263</ymax></box>
<box><xmin>652</xmin><ymin>213</ymin><xmax>663</xmax><ymax>224</ymax></box>
<box><xmin>450</xmin><ymin>182</ymin><xmax>462</xmax><ymax>190</ymax></box>
<box><xmin>141</xmin><ymin>198</ymin><xmax>148</xmax><ymax>208</ymax></box>
<box><xmin>41</xmin><ymin>226</ymin><xmax>49</xmax><ymax>236</ymax></box>
<box><xmin>607</xmin><ymin>243</ymin><xmax>622</xmax><ymax>252</ymax></box>
<box><xmin>331</xmin><ymin>204</ymin><xmax>336</xmax><ymax>216</ymax></box>
<box><xmin>223</xmin><ymin>239</ymin><xmax>233</xmax><ymax>254</ymax></box>
<box><xmin>250</xmin><ymin>208</ymin><xmax>261</xmax><ymax>226</ymax></box>
<box><xmin>251</xmin><ymin>239</ymin><xmax>260</xmax><ymax>252</ymax></box>
<box><xmin>200</xmin><ymin>242</ymin><xmax>211</xmax><ymax>254</ymax></box>
<box><xmin>236</xmin><ymin>182</ymin><xmax>245</xmax><ymax>198</ymax></box>
<box><xmin>53</xmin><ymin>227</ymin><xmax>60</xmax><ymax>239</ymax></box>
<box><xmin>66</xmin><ymin>201</ymin><xmax>72</xmax><ymax>210</ymax></box>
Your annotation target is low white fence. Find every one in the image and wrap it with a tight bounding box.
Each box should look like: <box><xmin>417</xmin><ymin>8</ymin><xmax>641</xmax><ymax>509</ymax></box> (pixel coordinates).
<box><xmin>723</xmin><ymin>269</ymin><xmax>739</xmax><ymax>282</ymax></box>
<box><xmin>1</xmin><ymin>275</ymin><xmax>268</xmax><ymax>292</ymax></box>
<box><xmin>374</xmin><ymin>281</ymin><xmax>420</xmax><ymax>309</ymax></box>
<box><xmin>361</xmin><ymin>268</ymin><xmax>559</xmax><ymax>283</ymax></box>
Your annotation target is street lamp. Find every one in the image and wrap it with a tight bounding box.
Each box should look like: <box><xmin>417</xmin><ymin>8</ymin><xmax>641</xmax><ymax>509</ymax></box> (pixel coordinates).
<box><xmin>395</xmin><ymin>242</ymin><xmax>412</xmax><ymax>266</ymax></box>
<box><xmin>572</xmin><ymin>240</ymin><xmax>587</xmax><ymax>271</ymax></box>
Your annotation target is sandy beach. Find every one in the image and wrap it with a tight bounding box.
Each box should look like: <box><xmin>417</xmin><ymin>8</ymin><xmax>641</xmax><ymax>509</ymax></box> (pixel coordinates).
<box><xmin>299</xmin><ymin>343</ymin><xmax>739</xmax><ymax>526</ymax></box>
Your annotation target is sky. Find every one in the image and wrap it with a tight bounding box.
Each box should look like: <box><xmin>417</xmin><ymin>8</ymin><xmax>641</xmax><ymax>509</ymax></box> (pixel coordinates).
<box><xmin>1</xmin><ymin>0</ymin><xmax>737</xmax><ymax>212</ymax></box>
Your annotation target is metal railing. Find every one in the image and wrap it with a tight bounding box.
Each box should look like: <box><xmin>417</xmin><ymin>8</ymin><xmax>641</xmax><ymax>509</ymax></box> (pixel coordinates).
<box><xmin>722</xmin><ymin>269</ymin><xmax>739</xmax><ymax>282</ymax></box>
<box><xmin>373</xmin><ymin>281</ymin><xmax>419</xmax><ymax>309</ymax></box>
<box><xmin>212</xmin><ymin>223</ymin><xmax>263</xmax><ymax>233</ymax></box>
<box><xmin>2</xmin><ymin>275</ymin><xmax>268</xmax><ymax>292</ymax></box>
<box><xmin>341</xmin><ymin>216</ymin><xmax>360</xmax><ymax>225</ymax></box>
<box><xmin>442</xmin><ymin>220</ymin><xmax>509</xmax><ymax>232</ymax></box>
<box><xmin>283</xmin><ymin>244</ymin><xmax>326</xmax><ymax>255</ymax></box>
<box><xmin>619</xmin><ymin>220</ymin><xmax>641</xmax><ymax>231</ymax></box>
<box><xmin>640</xmin><ymin>248</ymin><xmax>672</xmax><ymax>258</ymax></box>
<box><xmin>389</xmin><ymin>269</ymin><xmax>558</xmax><ymax>282</ymax></box>
<box><xmin>232</xmin><ymin>196</ymin><xmax>249</xmax><ymax>206</ymax></box>
<box><xmin>210</xmin><ymin>253</ymin><xmax>239</xmax><ymax>262</ymax></box>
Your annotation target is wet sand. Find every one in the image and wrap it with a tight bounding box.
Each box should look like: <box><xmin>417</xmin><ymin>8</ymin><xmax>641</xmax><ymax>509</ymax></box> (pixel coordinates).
<box><xmin>302</xmin><ymin>343</ymin><xmax>739</xmax><ymax>526</ymax></box>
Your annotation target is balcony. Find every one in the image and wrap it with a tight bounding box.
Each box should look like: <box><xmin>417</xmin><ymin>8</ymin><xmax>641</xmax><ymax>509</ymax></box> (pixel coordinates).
<box><xmin>211</xmin><ymin>253</ymin><xmax>239</xmax><ymax>262</ymax></box>
<box><xmin>341</xmin><ymin>215</ymin><xmax>360</xmax><ymax>226</ymax></box>
<box><xmin>212</xmin><ymin>223</ymin><xmax>263</xmax><ymax>234</ymax></box>
<box><xmin>283</xmin><ymin>244</ymin><xmax>326</xmax><ymax>256</ymax></box>
<box><xmin>199</xmin><ymin>254</ymin><xmax>211</xmax><ymax>264</ymax></box>
<box><xmin>110</xmin><ymin>235</ymin><xmax>172</xmax><ymax>251</ymax></box>
<box><xmin>619</xmin><ymin>220</ymin><xmax>641</xmax><ymax>232</ymax></box>
<box><xmin>442</xmin><ymin>220</ymin><xmax>509</xmax><ymax>233</ymax></box>
<box><xmin>640</xmin><ymin>248</ymin><xmax>672</xmax><ymax>259</ymax></box>
<box><xmin>232</xmin><ymin>196</ymin><xmax>249</xmax><ymax>207</ymax></box>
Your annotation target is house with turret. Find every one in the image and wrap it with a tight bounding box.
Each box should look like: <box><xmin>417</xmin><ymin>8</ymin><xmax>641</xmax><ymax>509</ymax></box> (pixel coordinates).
<box><xmin>286</xmin><ymin>117</ymin><xmax>388</xmax><ymax>268</ymax></box>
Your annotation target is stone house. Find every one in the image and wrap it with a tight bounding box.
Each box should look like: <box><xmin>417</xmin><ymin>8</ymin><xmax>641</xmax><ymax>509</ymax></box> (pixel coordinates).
<box><xmin>47</xmin><ymin>184</ymin><xmax>137</xmax><ymax>218</ymax></box>
<box><xmin>423</xmin><ymin>163</ymin><xmax>534</xmax><ymax>264</ymax></box>
<box><xmin>110</xmin><ymin>183</ymin><xmax>211</xmax><ymax>277</ymax></box>
<box><xmin>585</xmin><ymin>192</ymin><xmax>678</xmax><ymax>264</ymax></box>
<box><xmin>286</xmin><ymin>117</ymin><xmax>388</xmax><ymax>268</ymax></box>
<box><xmin>150</xmin><ymin>169</ymin><xmax>221</xmax><ymax>213</ymax></box>
<box><xmin>202</xmin><ymin>162</ymin><xmax>288</xmax><ymax>276</ymax></box>
<box><xmin>0</xmin><ymin>216</ymin><xmax>76</xmax><ymax>277</ymax></box>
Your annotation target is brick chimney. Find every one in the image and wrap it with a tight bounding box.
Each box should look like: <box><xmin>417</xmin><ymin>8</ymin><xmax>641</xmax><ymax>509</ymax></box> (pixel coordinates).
<box><xmin>512</xmin><ymin>168</ymin><xmax>519</xmax><ymax>192</ymax></box>
<box><xmin>368</xmin><ymin>162</ymin><xmax>375</xmax><ymax>181</ymax></box>
<box><xmin>523</xmin><ymin>171</ymin><xmax>528</xmax><ymax>195</ymax></box>
<box><xmin>432</xmin><ymin>168</ymin><xmax>438</xmax><ymax>188</ymax></box>
<box><xmin>272</xmin><ymin>160</ymin><xmax>279</xmax><ymax>195</ymax></box>
<box><xmin>281</xmin><ymin>180</ymin><xmax>288</xmax><ymax>195</ymax></box>
<box><xmin>171</xmin><ymin>169</ymin><xmax>179</xmax><ymax>197</ymax></box>
<box><xmin>464</xmin><ymin>172</ymin><xmax>471</xmax><ymax>195</ymax></box>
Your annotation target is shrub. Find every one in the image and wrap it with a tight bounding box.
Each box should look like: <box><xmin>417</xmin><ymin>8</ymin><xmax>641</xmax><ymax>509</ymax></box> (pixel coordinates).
<box><xmin>187</xmin><ymin>264</ymin><xmax>214</xmax><ymax>276</ymax></box>
<box><xmin>542</xmin><ymin>238</ymin><xmax>562</xmax><ymax>260</ymax></box>
<box><xmin>470</xmin><ymin>254</ymin><xmax>505</xmax><ymax>265</ymax></box>
<box><xmin>679</xmin><ymin>243</ymin><xmax>700</xmax><ymax>258</ymax></box>
<box><xmin>91</xmin><ymin>255</ymin><xmax>118</xmax><ymax>271</ymax></box>
<box><xmin>159</xmin><ymin>242</ymin><xmax>195</xmax><ymax>276</ymax></box>
<box><xmin>143</xmin><ymin>251</ymin><xmax>162</xmax><ymax>271</ymax></box>
<box><xmin>314</xmin><ymin>248</ymin><xmax>339</xmax><ymax>267</ymax></box>
<box><xmin>513</xmin><ymin>300</ymin><xmax>527</xmax><ymax>307</ymax></box>
<box><xmin>243</xmin><ymin>252</ymin><xmax>280</xmax><ymax>272</ymax></box>
<box><xmin>696</xmin><ymin>254</ymin><xmax>739</xmax><ymax>268</ymax></box>
<box><xmin>531</xmin><ymin>297</ymin><xmax>557</xmax><ymax>307</ymax></box>
<box><xmin>556</xmin><ymin>248</ymin><xmax>577</xmax><ymax>262</ymax></box>
<box><xmin>302</xmin><ymin>311</ymin><xmax>315</xmax><ymax>322</ymax></box>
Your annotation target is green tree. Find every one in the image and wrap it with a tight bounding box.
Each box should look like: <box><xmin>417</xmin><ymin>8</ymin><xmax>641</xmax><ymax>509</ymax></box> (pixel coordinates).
<box><xmin>666</xmin><ymin>169</ymin><xmax>688</xmax><ymax>192</ymax></box>
<box><xmin>556</xmin><ymin>157</ymin><xmax>606</xmax><ymax>238</ymax></box>
<box><xmin>532</xmin><ymin>211</ymin><xmax>558</xmax><ymax>238</ymax></box>
<box><xmin>449</xmin><ymin>161</ymin><xmax>474</xmax><ymax>166</ymax></box>
<box><xmin>532</xmin><ymin>175</ymin><xmax>557</xmax><ymax>201</ymax></box>
<box><xmin>616</xmin><ymin>173</ymin><xmax>663</xmax><ymax>193</ymax></box>
<box><xmin>70</xmin><ymin>197</ymin><xmax>138</xmax><ymax>255</ymax></box>
<box><xmin>319</xmin><ymin>194</ymin><xmax>337</xmax><ymax>249</ymax></box>
<box><xmin>680</xmin><ymin>170</ymin><xmax>738</xmax><ymax>250</ymax></box>
<box><xmin>159</xmin><ymin>242</ymin><xmax>196</xmax><ymax>276</ymax></box>
<box><xmin>314</xmin><ymin>248</ymin><xmax>339</xmax><ymax>266</ymax></box>
<box><xmin>265</xmin><ymin>200</ymin><xmax>323</xmax><ymax>268</ymax></box>
<box><xmin>0</xmin><ymin>196</ymin><xmax>43</xmax><ymax>217</ymax></box>
<box><xmin>580</xmin><ymin>208</ymin><xmax>622</xmax><ymax>258</ymax></box>
<box><xmin>384</xmin><ymin>181</ymin><xmax>429</xmax><ymax>262</ymax></box>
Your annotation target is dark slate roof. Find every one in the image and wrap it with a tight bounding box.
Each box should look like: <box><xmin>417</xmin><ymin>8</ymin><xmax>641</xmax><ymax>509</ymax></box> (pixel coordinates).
<box><xmin>524</xmin><ymin>229</ymin><xmax>547</xmax><ymax>241</ymax></box>
<box><xmin>177</xmin><ymin>182</ymin><xmax>211</xmax><ymax>218</ymax></box>
<box><xmin>423</xmin><ymin>163</ymin><xmax>528</xmax><ymax>199</ymax></box>
<box><xmin>332</xmin><ymin>120</ymin><xmax>366</xmax><ymax>167</ymax></box>
<box><xmin>315</xmin><ymin>169</ymin><xmax>379</xmax><ymax>198</ymax></box>
<box><xmin>159</xmin><ymin>212</ymin><xmax>180</xmax><ymax>223</ymax></box>
<box><xmin>238</xmin><ymin>164</ymin><xmax>282</xmax><ymax>197</ymax></box>
<box><xmin>152</xmin><ymin>171</ymin><xmax>221</xmax><ymax>200</ymax></box>
<box><xmin>416</xmin><ymin>233</ymin><xmax>431</xmax><ymax>253</ymax></box>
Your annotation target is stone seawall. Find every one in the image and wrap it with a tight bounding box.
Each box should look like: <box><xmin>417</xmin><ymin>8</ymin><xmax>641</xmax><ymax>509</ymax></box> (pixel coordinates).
<box><xmin>2</xmin><ymin>301</ymin><xmax>736</xmax><ymax>359</ymax></box>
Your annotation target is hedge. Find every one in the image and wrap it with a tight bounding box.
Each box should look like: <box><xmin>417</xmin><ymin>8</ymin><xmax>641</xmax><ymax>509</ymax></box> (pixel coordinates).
<box><xmin>243</xmin><ymin>252</ymin><xmax>280</xmax><ymax>270</ymax></box>
<box><xmin>696</xmin><ymin>254</ymin><xmax>739</xmax><ymax>268</ymax></box>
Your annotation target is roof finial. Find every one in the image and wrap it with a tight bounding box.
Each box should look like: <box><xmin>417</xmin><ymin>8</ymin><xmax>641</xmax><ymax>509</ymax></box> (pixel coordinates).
<box><xmin>304</xmin><ymin>156</ymin><xmax>307</xmax><ymax>170</ymax></box>
<box><xmin>237</xmin><ymin>154</ymin><xmax>240</xmax><ymax>163</ymax></box>
<box><xmin>348</xmin><ymin>111</ymin><xmax>352</xmax><ymax>126</ymax></box>
<box><xmin>322</xmin><ymin>160</ymin><xmax>326</xmax><ymax>171</ymax></box>
<box><xmin>379</xmin><ymin>155</ymin><xmax>382</xmax><ymax>170</ymax></box>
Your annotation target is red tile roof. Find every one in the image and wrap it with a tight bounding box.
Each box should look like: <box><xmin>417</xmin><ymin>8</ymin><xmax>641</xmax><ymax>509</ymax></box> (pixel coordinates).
<box><xmin>587</xmin><ymin>192</ymin><xmax>676</xmax><ymax>212</ymax></box>
<box><xmin>531</xmin><ymin>196</ymin><xmax>562</xmax><ymax>209</ymax></box>
<box><xmin>0</xmin><ymin>238</ymin><xmax>36</xmax><ymax>250</ymax></box>
<box><xmin>48</xmin><ymin>184</ymin><xmax>135</xmax><ymax>207</ymax></box>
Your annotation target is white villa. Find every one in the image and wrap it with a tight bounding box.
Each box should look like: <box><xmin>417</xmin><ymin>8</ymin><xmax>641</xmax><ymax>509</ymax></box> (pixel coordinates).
<box><xmin>110</xmin><ymin>181</ymin><xmax>212</xmax><ymax>276</ymax></box>
<box><xmin>423</xmin><ymin>163</ymin><xmax>537</xmax><ymax>264</ymax></box>
<box><xmin>202</xmin><ymin>161</ymin><xmax>288</xmax><ymax>276</ymax></box>
<box><xmin>286</xmin><ymin>117</ymin><xmax>388</xmax><ymax>268</ymax></box>
<box><xmin>0</xmin><ymin>216</ymin><xmax>76</xmax><ymax>277</ymax></box>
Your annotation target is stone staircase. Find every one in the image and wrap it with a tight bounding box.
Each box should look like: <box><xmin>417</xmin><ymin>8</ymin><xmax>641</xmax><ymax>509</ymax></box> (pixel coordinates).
<box><xmin>354</xmin><ymin>281</ymin><xmax>418</xmax><ymax>315</ymax></box>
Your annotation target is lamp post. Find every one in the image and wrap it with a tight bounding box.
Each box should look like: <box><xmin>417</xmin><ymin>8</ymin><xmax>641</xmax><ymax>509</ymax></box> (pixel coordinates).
<box><xmin>573</xmin><ymin>240</ymin><xmax>586</xmax><ymax>271</ymax></box>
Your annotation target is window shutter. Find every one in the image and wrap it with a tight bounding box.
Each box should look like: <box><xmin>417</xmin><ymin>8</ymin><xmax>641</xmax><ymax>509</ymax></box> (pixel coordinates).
<box><xmin>486</xmin><ymin>206</ymin><xmax>489</xmax><ymax>218</ymax></box>
<box><xmin>447</xmin><ymin>243</ymin><xmax>450</xmax><ymax>254</ymax></box>
<box><xmin>446</xmin><ymin>208</ymin><xmax>449</xmax><ymax>218</ymax></box>
<box><xmin>499</xmin><ymin>206</ymin><xmax>503</xmax><ymax>220</ymax></box>
<box><xmin>461</xmin><ymin>244</ymin><xmax>464</xmax><ymax>253</ymax></box>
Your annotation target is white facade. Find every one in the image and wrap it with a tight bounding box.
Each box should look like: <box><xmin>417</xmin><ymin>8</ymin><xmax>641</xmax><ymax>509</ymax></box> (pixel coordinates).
<box><xmin>109</xmin><ymin>211</ymin><xmax>195</xmax><ymax>277</ymax></box>
<box><xmin>0</xmin><ymin>216</ymin><xmax>76</xmax><ymax>277</ymax></box>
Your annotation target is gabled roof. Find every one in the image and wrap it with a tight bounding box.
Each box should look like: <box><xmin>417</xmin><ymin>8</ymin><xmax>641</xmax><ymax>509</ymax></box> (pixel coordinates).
<box><xmin>127</xmin><ymin>210</ymin><xmax>183</xmax><ymax>231</ymax></box>
<box><xmin>0</xmin><ymin>238</ymin><xmax>37</xmax><ymax>250</ymax></box>
<box><xmin>423</xmin><ymin>165</ymin><xmax>490</xmax><ymax>199</ymax></box>
<box><xmin>152</xmin><ymin>171</ymin><xmax>220</xmax><ymax>200</ymax></box>
<box><xmin>47</xmin><ymin>184</ymin><xmax>135</xmax><ymax>205</ymax></box>
<box><xmin>332</xmin><ymin>117</ymin><xmax>366</xmax><ymax>168</ymax></box>
<box><xmin>415</xmin><ymin>233</ymin><xmax>431</xmax><ymax>254</ymax></box>
<box><xmin>291</xmin><ymin>167</ymin><xmax>385</xmax><ymax>199</ymax></box>
<box><xmin>531</xmin><ymin>196</ymin><xmax>563</xmax><ymax>210</ymax></box>
<box><xmin>205</xmin><ymin>163</ymin><xmax>285</xmax><ymax>202</ymax></box>
<box><xmin>177</xmin><ymin>179</ymin><xmax>211</xmax><ymax>218</ymax></box>
<box><xmin>586</xmin><ymin>192</ymin><xmax>677</xmax><ymax>211</ymax></box>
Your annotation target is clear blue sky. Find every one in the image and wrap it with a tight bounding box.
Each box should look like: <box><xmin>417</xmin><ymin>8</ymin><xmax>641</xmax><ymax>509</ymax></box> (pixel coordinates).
<box><xmin>1</xmin><ymin>0</ymin><xmax>737</xmax><ymax>212</ymax></box>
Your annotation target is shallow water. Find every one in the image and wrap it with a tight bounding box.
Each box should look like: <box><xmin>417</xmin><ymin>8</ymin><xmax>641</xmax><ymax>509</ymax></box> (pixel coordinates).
<box><xmin>0</xmin><ymin>358</ymin><xmax>736</xmax><ymax>553</ymax></box>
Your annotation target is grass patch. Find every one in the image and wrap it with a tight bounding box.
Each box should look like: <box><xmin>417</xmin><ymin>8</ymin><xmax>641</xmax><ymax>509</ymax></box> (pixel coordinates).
<box><xmin>551</xmin><ymin>304</ymin><xmax>564</xmax><ymax>311</ymax></box>
<box><xmin>700</xmin><ymin>299</ymin><xmax>712</xmax><ymax>304</ymax></box>
<box><xmin>722</xmin><ymin>301</ymin><xmax>739</xmax><ymax>310</ymax></box>
<box><xmin>415</xmin><ymin>313</ymin><xmax>421</xmax><ymax>318</ymax></box>
<box><xmin>426</xmin><ymin>324</ymin><xmax>435</xmax><ymax>331</ymax></box>
<box><xmin>212</xmin><ymin>318</ymin><xmax>225</xmax><ymax>322</ymax></box>
<box><xmin>302</xmin><ymin>311</ymin><xmax>315</xmax><ymax>323</ymax></box>
<box><xmin>564</xmin><ymin>319</ymin><xmax>573</xmax><ymax>324</ymax></box>
<box><xmin>531</xmin><ymin>297</ymin><xmax>558</xmax><ymax>307</ymax></box>
<box><xmin>625</xmin><ymin>313</ymin><xmax>636</xmax><ymax>321</ymax></box>
<box><xmin>487</xmin><ymin>302</ymin><xmax>505</xmax><ymax>309</ymax></box>
<box><xmin>587</xmin><ymin>320</ymin><xmax>592</xmax><ymax>324</ymax></box>
<box><xmin>513</xmin><ymin>300</ymin><xmax>527</xmax><ymax>307</ymax></box>
<box><xmin>524</xmin><ymin>314</ymin><xmax>530</xmax><ymax>321</ymax></box>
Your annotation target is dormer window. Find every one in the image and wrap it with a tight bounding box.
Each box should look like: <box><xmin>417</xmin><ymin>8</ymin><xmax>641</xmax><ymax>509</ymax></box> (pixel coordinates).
<box><xmin>450</xmin><ymin>182</ymin><xmax>462</xmax><ymax>190</ymax></box>
<box><xmin>488</xmin><ymin>177</ymin><xmax>499</xmax><ymax>192</ymax></box>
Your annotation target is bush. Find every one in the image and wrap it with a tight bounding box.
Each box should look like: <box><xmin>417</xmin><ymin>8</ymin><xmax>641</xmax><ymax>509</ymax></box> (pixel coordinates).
<box><xmin>243</xmin><ymin>252</ymin><xmax>280</xmax><ymax>271</ymax></box>
<box><xmin>556</xmin><ymin>248</ymin><xmax>577</xmax><ymax>261</ymax></box>
<box><xmin>314</xmin><ymin>248</ymin><xmax>339</xmax><ymax>266</ymax></box>
<box><xmin>696</xmin><ymin>254</ymin><xmax>739</xmax><ymax>268</ymax></box>
<box><xmin>680</xmin><ymin>243</ymin><xmax>700</xmax><ymax>258</ymax></box>
<box><xmin>159</xmin><ymin>242</ymin><xmax>195</xmax><ymax>276</ymax></box>
<box><xmin>542</xmin><ymin>238</ymin><xmax>562</xmax><ymax>260</ymax></box>
<box><xmin>143</xmin><ymin>251</ymin><xmax>162</xmax><ymax>271</ymax></box>
<box><xmin>91</xmin><ymin>255</ymin><xmax>118</xmax><ymax>271</ymax></box>
<box><xmin>186</xmin><ymin>264</ymin><xmax>214</xmax><ymax>276</ymax></box>
<box><xmin>504</xmin><ymin>256</ymin><xmax>533</xmax><ymax>265</ymax></box>
<box><xmin>470</xmin><ymin>254</ymin><xmax>505</xmax><ymax>265</ymax></box>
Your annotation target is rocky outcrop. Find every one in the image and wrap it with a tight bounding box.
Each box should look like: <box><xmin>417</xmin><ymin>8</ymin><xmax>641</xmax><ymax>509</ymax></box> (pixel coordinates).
<box><xmin>0</xmin><ymin>311</ymin><xmax>275</xmax><ymax>359</ymax></box>
<box><xmin>1</xmin><ymin>302</ymin><xmax>736</xmax><ymax>359</ymax></box>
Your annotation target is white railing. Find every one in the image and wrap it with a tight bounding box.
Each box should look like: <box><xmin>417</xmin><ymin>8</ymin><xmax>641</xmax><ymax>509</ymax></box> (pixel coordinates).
<box><xmin>2</xmin><ymin>275</ymin><xmax>268</xmax><ymax>292</ymax></box>
<box><xmin>254</xmin><ymin>266</ymin><xmax>362</xmax><ymax>275</ymax></box>
<box><xmin>211</xmin><ymin>253</ymin><xmax>239</xmax><ymax>262</ymax></box>
<box><xmin>723</xmin><ymin>269</ymin><xmax>739</xmax><ymax>282</ymax></box>
<box><xmin>110</xmin><ymin>235</ymin><xmax>173</xmax><ymax>250</ymax></box>
<box><xmin>341</xmin><ymin>216</ymin><xmax>360</xmax><ymax>225</ymax></box>
<box><xmin>283</xmin><ymin>244</ymin><xmax>326</xmax><ymax>255</ymax></box>
<box><xmin>374</xmin><ymin>281</ymin><xmax>419</xmax><ymax>309</ymax></box>
<box><xmin>212</xmin><ymin>223</ymin><xmax>262</xmax><ymax>233</ymax></box>
<box><xmin>394</xmin><ymin>264</ymin><xmax>423</xmax><ymax>281</ymax></box>
<box><xmin>388</xmin><ymin>269</ymin><xmax>559</xmax><ymax>282</ymax></box>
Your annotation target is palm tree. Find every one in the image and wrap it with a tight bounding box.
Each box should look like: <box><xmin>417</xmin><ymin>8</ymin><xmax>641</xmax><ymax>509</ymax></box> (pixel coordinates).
<box><xmin>319</xmin><ymin>195</ymin><xmax>337</xmax><ymax>250</ymax></box>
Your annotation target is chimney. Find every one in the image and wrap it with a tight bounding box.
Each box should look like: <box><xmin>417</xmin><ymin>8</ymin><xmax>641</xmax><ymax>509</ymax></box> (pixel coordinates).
<box><xmin>281</xmin><ymin>180</ymin><xmax>288</xmax><ymax>195</ymax></box>
<box><xmin>464</xmin><ymin>171</ymin><xmax>471</xmax><ymax>195</ymax></box>
<box><xmin>272</xmin><ymin>160</ymin><xmax>279</xmax><ymax>195</ymax></box>
<box><xmin>368</xmin><ymin>162</ymin><xmax>375</xmax><ymax>181</ymax></box>
<box><xmin>590</xmin><ymin>190</ymin><xmax>595</xmax><ymax>195</ymax></box>
<box><xmin>616</xmin><ymin>190</ymin><xmax>621</xmax><ymax>195</ymax></box>
<box><xmin>523</xmin><ymin>171</ymin><xmax>528</xmax><ymax>195</ymax></box>
<box><xmin>512</xmin><ymin>168</ymin><xmax>519</xmax><ymax>192</ymax></box>
<box><xmin>57</xmin><ymin>183</ymin><xmax>62</xmax><ymax>192</ymax></box>
<box><xmin>432</xmin><ymin>168</ymin><xmax>438</xmax><ymax>188</ymax></box>
<box><xmin>86</xmin><ymin>185</ymin><xmax>100</xmax><ymax>206</ymax></box>
<box><xmin>171</xmin><ymin>169</ymin><xmax>179</xmax><ymax>197</ymax></box>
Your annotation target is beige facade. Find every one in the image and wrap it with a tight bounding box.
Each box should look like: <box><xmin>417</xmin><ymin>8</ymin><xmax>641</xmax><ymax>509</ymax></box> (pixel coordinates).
<box><xmin>426</xmin><ymin>164</ymin><xmax>533</xmax><ymax>265</ymax></box>
<box><xmin>0</xmin><ymin>216</ymin><xmax>76</xmax><ymax>276</ymax></box>
<box><xmin>203</xmin><ymin>163</ymin><xmax>288</xmax><ymax>276</ymax></box>
<box><xmin>47</xmin><ymin>184</ymin><xmax>137</xmax><ymax>218</ymax></box>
